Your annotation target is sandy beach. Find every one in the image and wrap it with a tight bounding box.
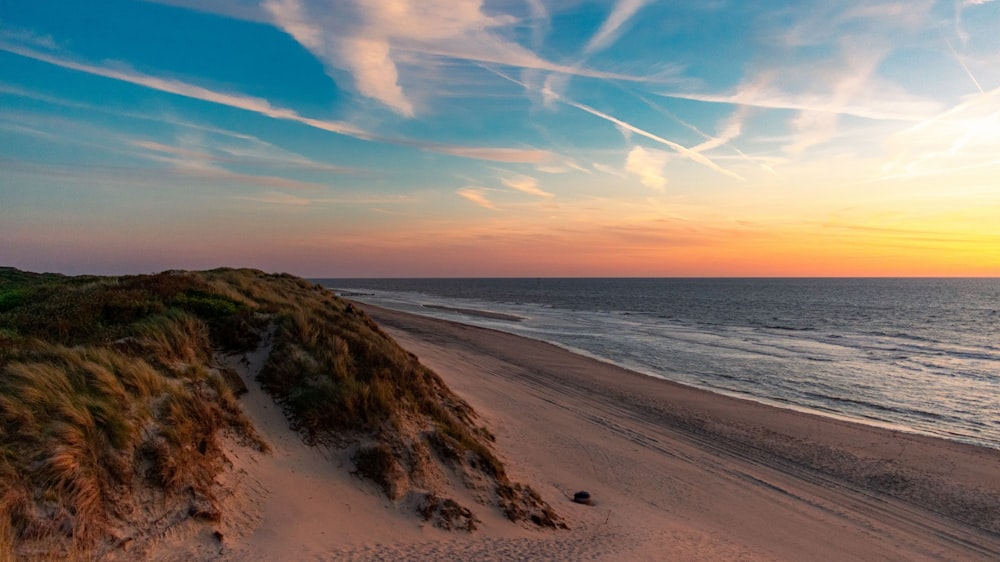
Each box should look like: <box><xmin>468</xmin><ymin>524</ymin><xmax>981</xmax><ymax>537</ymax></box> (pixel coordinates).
<box><xmin>161</xmin><ymin>304</ymin><xmax>1000</xmax><ymax>561</ymax></box>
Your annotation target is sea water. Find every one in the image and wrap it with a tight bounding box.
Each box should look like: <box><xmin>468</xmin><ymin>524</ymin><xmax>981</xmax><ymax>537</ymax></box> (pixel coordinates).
<box><xmin>317</xmin><ymin>278</ymin><xmax>1000</xmax><ymax>450</ymax></box>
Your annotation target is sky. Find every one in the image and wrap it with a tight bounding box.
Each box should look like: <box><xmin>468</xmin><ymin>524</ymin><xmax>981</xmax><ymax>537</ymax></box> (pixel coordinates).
<box><xmin>1</xmin><ymin>0</ymin><xmax>999</xmax><ymax>277</ymax></box>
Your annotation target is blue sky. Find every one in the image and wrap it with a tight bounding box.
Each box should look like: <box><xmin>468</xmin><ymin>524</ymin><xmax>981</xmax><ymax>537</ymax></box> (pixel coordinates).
<box><xmin>2</xmin><ymin>0</ymin><xmax>999</xmax><ymax>276</ymax></box>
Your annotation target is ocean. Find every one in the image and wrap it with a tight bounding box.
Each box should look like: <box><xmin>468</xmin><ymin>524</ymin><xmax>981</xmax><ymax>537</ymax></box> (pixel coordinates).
<box><xmin>316</xmin><ymin>278</ymin><xmax>1000</xmax><ymax>450</ymax></box>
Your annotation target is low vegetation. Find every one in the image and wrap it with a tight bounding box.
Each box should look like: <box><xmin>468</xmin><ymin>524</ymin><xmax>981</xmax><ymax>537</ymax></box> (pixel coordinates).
<box><xmin>0</xmin><ymin>268</ymin><xmax>267</xmax><ymax>560</ymax></box>
<box><xmin>0</xmin><ymin>267</ymin><xmax>562</xmax><ymax>559</ymax></box>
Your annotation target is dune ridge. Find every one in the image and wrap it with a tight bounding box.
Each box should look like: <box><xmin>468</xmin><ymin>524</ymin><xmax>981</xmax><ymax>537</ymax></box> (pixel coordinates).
<box><xmin>0</xmin><ymin>268</ymin><xmax>559</xmax><ymax>561</ymax></box>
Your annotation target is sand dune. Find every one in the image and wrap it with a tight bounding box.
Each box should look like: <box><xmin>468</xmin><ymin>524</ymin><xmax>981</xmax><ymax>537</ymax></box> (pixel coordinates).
<box><xmin>159</xmin><ymin>304</ymin><xmax>1000</xmax><ymax>561</ymax></box>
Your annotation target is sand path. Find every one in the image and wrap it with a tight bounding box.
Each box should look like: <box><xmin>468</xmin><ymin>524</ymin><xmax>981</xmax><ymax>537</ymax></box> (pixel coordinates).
<box><xmin>155</xmin><ymin>327</ymin><xmax>592</xmax><ymax>561</ymax></box>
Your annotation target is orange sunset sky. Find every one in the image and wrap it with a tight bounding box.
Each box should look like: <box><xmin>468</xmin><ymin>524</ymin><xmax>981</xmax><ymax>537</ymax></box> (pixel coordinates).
<box><xmin>2</xmin><ymin>0</ymin><xmax>999</xmax><ymax>276</ymax></box>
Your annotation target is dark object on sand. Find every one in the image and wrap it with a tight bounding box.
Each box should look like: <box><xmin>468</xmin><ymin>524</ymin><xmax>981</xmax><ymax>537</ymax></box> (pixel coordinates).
<box><xmin>573</xmin><ymin>491</ymin><xmax>592</xmax><ymax>505</ymax></box>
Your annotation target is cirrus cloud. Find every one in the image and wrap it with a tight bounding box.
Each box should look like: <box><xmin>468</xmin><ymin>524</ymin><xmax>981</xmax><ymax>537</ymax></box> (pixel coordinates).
<box><xmin>263</xmin><ymin>0</ymin><xmax>664</xmax><ymax>117</ymax></box>
<box><xmin>457</xmin><ymin>187</ymin><xmax>497</xmax><ymax>209</ymax></box>
<box><xmin>501</xmin><ymin>174</ymin><xmax>553</xmax><ymax>198</ymax></box>
<box><xmin>625</xmin><ymin>145</ymin><xmax>669</xmax><ymax>190</ymax></box>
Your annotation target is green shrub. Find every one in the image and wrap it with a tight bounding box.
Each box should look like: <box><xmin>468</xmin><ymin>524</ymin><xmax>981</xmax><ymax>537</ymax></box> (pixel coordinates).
<box><xmin>173</xmin><ymin>291</ymin><xmax>242</xmax><ymax>318</ymax></box>
<box><xmin>0</xmin><ymin>289</ymin><xmax>28</xmax><ymax>312</ymax></box>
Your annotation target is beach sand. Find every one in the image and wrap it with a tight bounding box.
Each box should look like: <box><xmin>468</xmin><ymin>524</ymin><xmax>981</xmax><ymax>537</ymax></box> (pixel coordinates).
<box><xmin>157</xmin><ymin>304</ymin><xmax>1000</xmax><ymax>561</ymax></box>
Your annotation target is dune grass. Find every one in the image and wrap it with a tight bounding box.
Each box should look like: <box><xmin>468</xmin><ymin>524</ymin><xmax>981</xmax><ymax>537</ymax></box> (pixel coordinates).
<box><xmin>252</xmin><ymin>284</ymin><xmax>513</xmax><ymax>486</ymax></box>
<box><xmin>1</xmin><ymin>266</ymin><xmax>562</xmax><ymax>558</ymax></box>
<box><xmin>0</xmin><ymin>268</ymin><xmax>267</xmax><ymax>558</ymax></box>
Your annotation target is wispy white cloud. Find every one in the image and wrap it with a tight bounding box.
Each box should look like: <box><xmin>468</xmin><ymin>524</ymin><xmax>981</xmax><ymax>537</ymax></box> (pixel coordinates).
<box><xmin>538</xmin><ymin>0</ymin><xmax>655</xmax><ymax>110</ymax></box>
<box><xmin>657</xmin><ymin>84</ymin><xmax>938</xmax><ymax>124</ymax></box>
<box><xmin>501</xmin><ymin>174</ymin><xmax>553</xmax><ymax>197</ymax></box>
<box><xmin>562</xmin><ymin>97</ymin><xmax>744</xmax><ymax>180</ymax></box>
<box><xmin>693</xmin><ymin>106</ymin><xmax>778</xmax><ymax>173</ymax></box>
<box><xmin>690</xmin><ymin>106</ymin><xmax>747</xmax><ymax>153</ymax></box>
<box><xmin>525</xmin><ymin>0</ymin><xmax>550</xmax><ymax>50</ymax></box>
<box><xmin>263</xmin><ymin>0</ymin><xmax>665</xmax><ymax>116</ymax></box>
<box><xmin>584</xmin><ymin>0</ymin><xmax>652</xmax><ymax>55</ymax></box>
<box><xmin>564</xmin><ymin>161</ymin><xmax>594</xmax><ymax>175</ymax></box>
<box><xmin>1</xmin><ymin>83</ymin><xmax>377</xmax><ymax>179</ymax></box>
<box><xmin>262</xmin><ymin>0</ymin><xmax>323</xmax><ymax>49</ymax></box>
<box><xmin>231</xmin><ymin>191</ymin><xmax>423</xmax><ymax>206</ymax></box>
<box><xmin>486</xmin><ymin>65</ymin><xmax>742</xmax><ymax>180</ymax></box>
<box><xmin>129</xmin><ymin>137</ymin><xmax>359</xmax><ymax>176</ymax></box>
<box><xmin>1</xmin><ymin>83</ymin><xmax>266</xmax><ymax>145</ymax></box>
<box><xmin>624</xmin><ymin>145</ymin><xmax>669</xmax><ymax>190</ymax></box>
<box><xmin>1</xmin><ymin>150</ymin><xmax>322</xmax><ymax>193</ymax></box>
<box><xmin>534</xmin><ymin>164</ymin><xmax>567</xmax><ymax>174</ymax></box>
<box><xmin>0</xmin><ymin>109</ymin><xmax>197</xmax><ymax>163</ymax></box>
<box><xmin>128</xmin><ymin>135</ymin><xmax>336</xmax><ymax>190</ymax></box>
<box><xmin>457</xmin><ymin>187</ymin><xmax>497</xmax><ymax>209</ymax></box>
<box><xmin>653</xmin><ymin>0</ymin><xmax>947</xmax><ymax>159</ymax></box>
<box><xmin>234</xmin><ymin>191</ymin><xmax>314</xmax><ymax>206</ymax></box>
<box><xmin>339</xmin><ymin>35</ymin><xmax>415</xmax><ymax>117</ymax></box>
<box><xmin>955</xmin><ymin>0</ymin><xmax>997</xmax><ymax>43</ymax></box>
<box><xmin>945</xmin><ymin>38</ymin><xmax>985</xmax><ymax>94</ymax></box>
<box><xmin>878</xmin><ymin>85</ymin><xmax>1000</xmax><ymax>180</ymax></box>
<box><xmin>141</xmin><ymin>151</ymin><xmax>325</xmax><ymax>190</ymax></box>
<box><xmin>778</xmin><ymin>1</ymin><xmax>933</xmax><ymax>48</ymax></box>
<box><xmin>0</xmin><ymin>83</ymin><xmax>75</xmax><ymax>104</ymax></box>
<box><xmin>1</xmin><ymin>45</ymin><xmax>563</xmax><ymax>165</ymax></box>
<box><xmin>216</xmin><ymin>144</ymin><xmax>362</xmax><ymax>174</ymax></box>
<box><xmin>784</xmin><ymin>110</ymin><xmax>839</xmax><ymax>154</ymax></box>
<box><xmin>0</xmin><ymin>27</ymin><xmax>58</xmax><ymax>50</ymax></box>
<box><xmin>657</xmin><ymin>35</ymin><xmax>945</xmax><ymax>156</ymax></box>
<box><xmin>130</xmin><ymin>139</ymin><xmax>214</xmax><ymax>159</ymax></box>
<box><xmin>593</xmin><ymin>162</ymin><xmax>626</xmax><ymax>177</ymax></box>
<box><xmin>534</xmin><ymin>160</ymin><xmax>592</xmax><ymax>175</ymax></box>
<box><xmin>0</xmin><ymin>42</ymin><xmax>372</xmax><ymax>138</ymax></box>
<box><xmin>140</xmin><ymin>0</ymin><xmax>269</xmax><ymax>23</ymax></box>
<box><xmin>235</xmin><ymin>191</ymin><xmax>422</xmax><ymax>206</ymax></box>
<box><xmin>786</xmin><ymin>39</ymin><xmax>893</xmax><ymax>154</ymax></box>
<box><xmin>903</xmin><ymin>85</ymin><xmax>1000</xmax><ymax>135</ymax></box>
<box><xmin>425</xmin><ymin>144</ymin><xmax>556</xmax><ymax>164</ymax></box>
<box><xmin>268</xmin><ymin>1</ymin><xmax>416</xmax><ymax>115</ymax></box>
<box><xmin>0</xmin><ymin>119</ymin><xmax>63</xmax><ymax>142</ymax></box>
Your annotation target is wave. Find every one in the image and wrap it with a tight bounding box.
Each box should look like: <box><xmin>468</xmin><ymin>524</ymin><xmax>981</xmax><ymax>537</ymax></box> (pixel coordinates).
<box><xmin>421</xmin><ymin>304</ymin><xmax>523</xmax><ymax>322</ymax></box>
<box><xmin>761</xmin><ymin>324</ymin><xmax>817</xmax><ymax>332</ymax></box>
<box><xmin>799</xmin><ymin>391</ymin><xmax>961</xmax><ymax>423</ymax></box>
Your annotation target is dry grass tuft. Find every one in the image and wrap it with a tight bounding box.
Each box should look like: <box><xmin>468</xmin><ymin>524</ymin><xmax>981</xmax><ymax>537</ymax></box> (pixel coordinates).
<box><xmin>134</xmin><ymin>310</ymin><xmax>210</xmax><ymax>368</ymax></box>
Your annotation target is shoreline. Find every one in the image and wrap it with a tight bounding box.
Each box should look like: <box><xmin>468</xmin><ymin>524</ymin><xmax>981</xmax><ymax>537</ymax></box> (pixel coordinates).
<box><xmin>361</xmin><ymin>299</ymin><xmax>996</xmax><ymax>450</ymax></box>
<box><xmin>359</xmin><ymin>302</ymin><xmax>1000</xmax><ymax>559</ymax></box>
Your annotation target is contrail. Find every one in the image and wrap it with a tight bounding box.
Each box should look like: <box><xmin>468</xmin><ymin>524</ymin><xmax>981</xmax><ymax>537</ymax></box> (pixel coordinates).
<box><xmin>946</xmin><ymin>39</ymin><xmax>985</xmax><ymax>94</ymax></box>
<box><xmin>481</xmin><ymin>65</ymin><xmax>744</xmax><ymax>181</ymax></box>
